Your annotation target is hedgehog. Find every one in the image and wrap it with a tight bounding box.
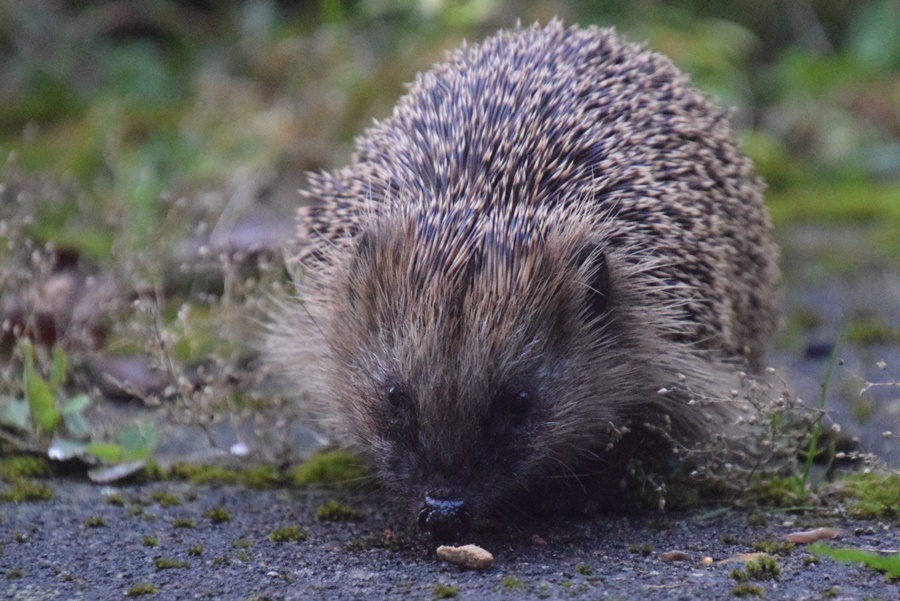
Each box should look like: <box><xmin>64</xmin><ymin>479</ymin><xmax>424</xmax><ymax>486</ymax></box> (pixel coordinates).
<box><xmin>268</xmin><ymin>20</ymin><xmax>779</xmax><ymax>539</ymax></box>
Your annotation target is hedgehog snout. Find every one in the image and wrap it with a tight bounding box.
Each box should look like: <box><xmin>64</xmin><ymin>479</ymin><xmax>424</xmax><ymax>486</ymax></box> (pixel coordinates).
<box><xmin>417</xmin><ymin>494</ymin><xmax>473</xmax><ymax>539</ymax></box>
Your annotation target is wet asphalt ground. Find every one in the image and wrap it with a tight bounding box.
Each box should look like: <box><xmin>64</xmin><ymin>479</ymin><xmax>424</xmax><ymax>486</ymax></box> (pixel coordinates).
<box><xmin>2</xmin><ymin>479</ymin><xmax>898</xmax><ymax>600</ymax></box>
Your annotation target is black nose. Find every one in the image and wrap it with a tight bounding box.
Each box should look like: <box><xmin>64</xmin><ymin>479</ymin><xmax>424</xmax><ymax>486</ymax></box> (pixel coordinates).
<box><xmin>417</xmin><ymin>495</ymin><xmax>472</xmax><ymax>539</ymax></box>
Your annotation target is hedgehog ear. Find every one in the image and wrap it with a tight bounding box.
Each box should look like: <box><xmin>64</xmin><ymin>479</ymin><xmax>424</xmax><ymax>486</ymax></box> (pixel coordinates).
<box><xmin>574</xmin><ymin>244</ymin><xmax>611</xmax><ymax>323</ymax></box>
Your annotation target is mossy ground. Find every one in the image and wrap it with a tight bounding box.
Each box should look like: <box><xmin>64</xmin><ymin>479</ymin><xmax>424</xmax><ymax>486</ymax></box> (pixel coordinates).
<box><xmin>268</xmin><ymin>525</ymin><xmax>308</xmax><ymax>542</ymax></box>
<box><xmin>287</xmin><ymin>450</ymin><xmax>370</xmax><ymax>488</ymax></box>
<box><xmin>841</xmin><ymin>472</ymin><xmax>900</xmax><ymax>519</ymax></box>
<box><xmin>4</xmin><ymin>476</ymin><xmax>900</xmax><ymax>599</ymax></box>
<box><xmin>315</xmin><ymin>499</ymin><xmax>366</xmax><ymax>522</ymax></box>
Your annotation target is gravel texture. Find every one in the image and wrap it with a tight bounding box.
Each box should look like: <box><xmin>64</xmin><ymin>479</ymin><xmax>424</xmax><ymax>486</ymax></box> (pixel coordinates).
<box><xmin>1</xmin><ymin>480</ymin><xmax>898</xmax><ymax>600</ymax></box>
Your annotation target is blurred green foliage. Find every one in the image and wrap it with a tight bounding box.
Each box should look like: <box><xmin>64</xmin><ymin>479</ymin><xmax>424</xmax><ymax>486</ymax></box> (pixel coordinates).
<box><xmin>0</xmin><ymin>0</ymin><xmax>896</xmax><ymax>259</ymax></box>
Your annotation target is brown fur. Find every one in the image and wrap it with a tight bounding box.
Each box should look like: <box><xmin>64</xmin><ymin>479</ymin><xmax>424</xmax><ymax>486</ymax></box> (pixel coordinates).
<box><xmin>268</xmin><ymin>21</ymin><xmax>779</xmax><ymax>527</ymax></box>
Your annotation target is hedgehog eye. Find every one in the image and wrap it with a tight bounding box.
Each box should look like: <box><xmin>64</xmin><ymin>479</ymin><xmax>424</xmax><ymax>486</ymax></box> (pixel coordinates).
<box><xmin>494</xmin><ymin>388</ymin><xmax>534</xmax><ymax>427</ymax></box>
<box><xmin>382</xmin><ymin>385</ymin><xmax>418</xmax><ymax>444</ymax></box>
<box><xmin>387</xmin><ymin>385</ymin><xmax>409</xmax><ymax>409</ymax></box>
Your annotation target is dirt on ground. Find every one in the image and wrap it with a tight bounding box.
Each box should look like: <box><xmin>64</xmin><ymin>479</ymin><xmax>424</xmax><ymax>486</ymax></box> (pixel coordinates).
<box><xmin>1</xmin><ymin>479</ymin><xmax>898</xmax><ymax>600</ymax></box>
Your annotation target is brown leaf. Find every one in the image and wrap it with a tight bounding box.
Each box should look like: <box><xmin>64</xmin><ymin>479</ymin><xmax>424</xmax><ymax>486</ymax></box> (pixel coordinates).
<box><xmin>658</xmin><ymin>550</ymin><xmax>690</xmax><ymax>562</ymax></box>
<box><xmin>784</xmin><ymin>527</ymin><xmax>841</xmax><ymax>544</ymax></box>
<box><xmin>717</xmin><ymin>552</ymin><xmax>769</xmax><ymax>565</ymax></box>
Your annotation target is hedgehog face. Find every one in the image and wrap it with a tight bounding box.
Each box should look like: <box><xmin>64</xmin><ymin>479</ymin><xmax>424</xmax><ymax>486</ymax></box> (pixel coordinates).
<box><xmin>325</xmin><ymin>210</ymin><xmax>623</xmax><ymax>536</ymax></box>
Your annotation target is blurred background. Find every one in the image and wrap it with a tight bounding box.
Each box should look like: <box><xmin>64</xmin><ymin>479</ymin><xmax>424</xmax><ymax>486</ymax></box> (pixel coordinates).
<box><xmin>0</xmin><ymin>0</ymin><xmax>898</xmax><ymax>468</ymax></box>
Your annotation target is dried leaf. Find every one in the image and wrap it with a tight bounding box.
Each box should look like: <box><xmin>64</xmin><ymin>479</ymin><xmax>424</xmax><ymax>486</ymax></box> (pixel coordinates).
<box><xmin>784</xmin><ymin>527</ymin><xmax>842</xmax><ymax>544</ymax></box>
<box><xmin>88</xmin><ymin>461</ymin><xmax>147</xmax><ymax>483</ymax></box>
<box><xmin>717</xmin><ymin>552</ymin><xmax>769</xmax><ymax>565</ymax></box>
<box><xmin>48</xmin><ymin>438</ymin><xmax>89</xmax><ymax>461</ymax></box>
<box><xmin>24</xmin><ymin>349</ymin><xmax>60</xmax><ymax>434</ymax></box>
<box><xmin>0</xmin><ymin>396</ymin><xmax>31</xmax><ymax>431</ymax></box>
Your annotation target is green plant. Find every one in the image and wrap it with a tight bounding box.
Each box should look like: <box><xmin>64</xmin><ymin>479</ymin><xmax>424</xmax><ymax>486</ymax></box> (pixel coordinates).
<box><xmin>154</xmin><ymin>557</ymin><xmax>188</xmax><ymax>570</ymax></box>
<box><xmin>0</xmin><ymin>342</ymin><xmax>157</xmax><ymax>465</ymax></box>
<box><xmin>731</xmin><ymin>583</ymin><xmax>764</xmax><ymax>597</ymax></box>
<box><xmin>501</xmin><ymin>576</ymin><xmax>524</xmax><ymax>591</ymax></box>
<box><xmin>125</xmin><ymin>583</ymin><xmax>157</xmax><ymax>596</ymax></box>
<box><xmin>288</xmin><ymin>450</ymin><xmax>369</xmax><ymax>488</ymax></box>
<box><xmin>203</xmin><ymin>506</ymin><xmax>232</xmax><ymax>523</ymax></box>
<box><xmin>432</xmin><ymin>583</ymin><xmax>458</xmax><ymax>599</ymax></box>
<box><xmin>752</xmin><ymin>540</ymin><xmax>795</xmax><ymax>556</ymax></box>
<box><xmin>269</xmin><ymin>525</ymin><xmax>308</xmax><ymax>542</ymax></box>
<box><xmin>731</xmin><ymin>556</ymin><xmax>780</xmax><ymax>582</ymax></box>
<box><xmin>810</xmin><ymin>544</ymin><xmax>900</xmax><ymax>580</ymax></box>
<box><xmin>799</xmin><ymin>330</ymin><xmax>844</xmax><ymax>491</ymax></box>
<box><xmin>315</xmin><ymin>499</ymin><xmax>365</xmax><ymax>522</ymax></box>
<box><xmin>841</xmin><ymin>472</ymin><xmax>900</xmax><ymax>518</ymax></box>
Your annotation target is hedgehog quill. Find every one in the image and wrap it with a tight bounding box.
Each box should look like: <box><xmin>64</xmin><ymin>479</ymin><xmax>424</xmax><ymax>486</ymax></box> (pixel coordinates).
<box><xmin>269</xmin><ymin>21</ymin><xmax>779</xmax><ymax>538</ymax></box>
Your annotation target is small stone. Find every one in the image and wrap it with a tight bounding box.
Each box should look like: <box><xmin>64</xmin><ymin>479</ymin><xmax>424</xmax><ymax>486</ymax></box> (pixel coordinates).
<box><xmin>436</xmin><ymin>544</ymin><xmax>493</xmax><ymax>570</ymax></box>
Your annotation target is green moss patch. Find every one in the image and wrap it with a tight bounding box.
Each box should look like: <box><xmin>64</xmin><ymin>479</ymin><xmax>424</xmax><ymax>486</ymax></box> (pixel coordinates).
<box><xmin>288</xmin><ymin>450</ymin><xmax>369</xmax><ymax>489</ymax></box>
<box><xmin>841</xmin><ymin>472</ymin><xmax>900</xmax><ymax>519</ymax></box>
<box><xmin>747</xmin><ymin>476</ymin><xmax>807</xmax><ymax>508</ymax></box>
<box><xmin>172</xmin><ymin>518</ymin><xmax>196</xmax><ymax>529</ymax></box>
<box><xmin>731</xmin><ymin>556</ymin><xmax>781</xmax><ymax>582</ymax></box>
<box><xmin>752</xmin><ymin>540</ymin><xmax>795</xmax><ymax>556</ymax></box>
<box><xmin>432</xmin><ymin>583</ymin><xmax>459</xmax><ymax>599</ymax></box>
<box><xmin>154</xmin><ymin>557</ymin><xmax>188</xmax><ymax>570</ymax></box>
<box><xmin>269</xmin><ymin>525</ymin><xmax>308</xmax><ymax>542</ymax></box>
<box><xmin>151</xmin><ymin>491</ymin><xmax>181</xmax><ymax>507</ymax></box>
<box><xmin>0</xmin><ymin>480</ymin><xmax>53</xmax><ymax>502</ymax></box>
<box><xmin>315</xmin><ymin>499</ymin><xmax>365</xmax><ymax>522</ymax></box>
<box><xmin>125</xmin><ymin>583</ymin><xmax>157</xmax><ymax>596</ymax></box>
<box><xmin>203</xmin><ymin>506</ymin><xmax>232</xmax><ymax>523</ymax></box>
<box><xmin>0</xmin><ymin>454</ymin><xmax>52</xmax><ymax>481</ymax></box>
<box><xmin>810</xmin><ymin>543</ymin><xmax>900</xmax><ymax>580</ymax></box>
<box><xmin>166</xmin><ymin>463</ymin><xmax>282</xmax><ymax>489</ymax></box>
<box><xmin>731</xmin><ymin>583</ymin><xmax>764</xmax><ymax>598</ymax></box>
